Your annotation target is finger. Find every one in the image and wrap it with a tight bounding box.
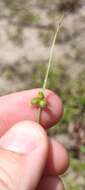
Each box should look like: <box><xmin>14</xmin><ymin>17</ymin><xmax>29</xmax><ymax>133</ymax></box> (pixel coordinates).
<box><xmin>45</xmin><ymin>138</ymin><xmax>69</xmax><ymax>175</ymax></box>
<box><xmin>37</xmin><ymin>176</ymin><xmax>64</xmax><ymax>190</ymax></box>
<box><xmin>0</xmin><ymin>89</ymin><xmax>63</xmax><ymax>136</ymax></box>
<box><xmin>0</xmin><ymin>121</ymin><xmax>48</xmax><ymax>190</ymax></box>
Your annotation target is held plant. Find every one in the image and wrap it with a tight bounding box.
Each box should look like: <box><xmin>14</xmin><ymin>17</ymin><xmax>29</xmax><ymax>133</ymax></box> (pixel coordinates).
<box><xmin>31</xmin><ymin>15</ymin><xmax>69</xmax><ymax>190</ymax></box>
<box><xmin>31</xmin><ymin>15</ymin><xmax>64</xmax><ymax>123</ymax></box>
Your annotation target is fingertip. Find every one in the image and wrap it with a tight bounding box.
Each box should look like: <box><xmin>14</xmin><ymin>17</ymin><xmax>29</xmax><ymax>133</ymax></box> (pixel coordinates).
<box><xmin>39</xmin><ymin>90</ymin><xmax>63</xmax><ymax>128</ymax></box>
<box><xmin>45</xmin><ymin>138</ymin><xmax>69</xmax><ymax>175</ymax></box>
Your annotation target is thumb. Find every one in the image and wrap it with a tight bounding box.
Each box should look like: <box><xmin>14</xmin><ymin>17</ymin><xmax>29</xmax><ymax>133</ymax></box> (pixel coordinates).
<box><xmin>0</xmin><ymin>121</ymin><xmax>48</xmax><ymax>190</ymax></box>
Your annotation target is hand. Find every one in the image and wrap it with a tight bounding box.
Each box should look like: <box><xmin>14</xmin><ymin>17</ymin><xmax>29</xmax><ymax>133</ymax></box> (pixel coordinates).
<box><xmin>0</xmin><ymin>89</ymin><xmax>69</xmax><ymax>190</ymax></box>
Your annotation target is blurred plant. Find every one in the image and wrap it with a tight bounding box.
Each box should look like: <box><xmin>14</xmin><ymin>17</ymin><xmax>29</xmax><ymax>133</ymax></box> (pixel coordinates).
<box><xmin>63</xmin><ymin>179</ymin><xmax>81</xmax><ymax>190</ymax></box>
<box><xmin>39</xmin><ymin>29</ymin><xmax>54</xmax><ymax>46</ymax></box>
<box><xmin>80</xmin><ymin>146</ymin><xmax>85</xmax><ymax>153</ymax></box>
<box><xmin>3</xmin><ymin>0</ymin><xmax>40</xmax><ymax>26</ymax></box>
<box><xmin>71</xmin><ymin>158</ymin><xmax>85</xmax><ymax>172</ymax></box>
<box><xmin>62</xmin><ymin>157</ymin><xmax>85</xmax><ymax>190</ymax></box>
<box><xmin>7</xmin><ymin>25</ymin><xmax>23</xmax><ymax>45</ymax></box>
<box><xmin>19</xmin><ymin>11</ymin><xmax>40</xmax><ymax>26</ymax></box>
<box><xmin>57</xmin><ymin>0</ymin><xmax>81</xmax><ymax>13</ymax></box>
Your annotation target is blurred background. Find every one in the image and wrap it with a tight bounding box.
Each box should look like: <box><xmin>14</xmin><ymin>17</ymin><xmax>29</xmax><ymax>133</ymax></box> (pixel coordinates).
<box><xmin>0</xmin><ymin>0</ymin><xmax>85</xmax><ymax>189</ymax></box>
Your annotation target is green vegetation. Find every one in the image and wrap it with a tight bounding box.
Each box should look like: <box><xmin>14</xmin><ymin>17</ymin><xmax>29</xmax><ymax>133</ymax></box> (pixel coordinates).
<box><xmin>3</xmin><ymin>0</ymin><xmax>40</xmax><ymax>26</ymax></box>
<box><xmin>62</xmin><ymin>157</ymin><xmax>85</xmax><ymax>190</ymax></box>
<box><xmin>71</xmin><ymin>158</ymin><xmax>85</xmax><ymax>172</ymax></box>
<box><xmin>39</xmin><ymin>29</ymin><xmax>54</xmax><ymax>46</ymax></box>
<box><xmin>7</xmin><ymin>25</ymin><xmax>23</xmax><ymax>45</ymax></box>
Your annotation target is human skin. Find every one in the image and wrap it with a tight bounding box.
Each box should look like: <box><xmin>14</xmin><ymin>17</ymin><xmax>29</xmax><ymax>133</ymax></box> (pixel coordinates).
<box><xmin>0</xmin><ymin>89</ymin><xmax>69</xmax><ymax>190</ymax></box>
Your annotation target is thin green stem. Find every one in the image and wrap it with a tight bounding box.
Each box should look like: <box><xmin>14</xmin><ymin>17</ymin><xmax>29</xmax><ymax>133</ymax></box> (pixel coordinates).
<box><xmin>43</xmin><ymin>14</ymin><xmax>64</xmax><ymax>91</ymax></box>
<box><xmin>37</xmin><ymin>15</ymin><xmax>64</xmax><ymax>124</ymax></box>
<box><xmin>60</xmin><ymin>176</ymin><xmax>67</xmax><ymax>190</ymax></box>
<box><xmin>37</xmin><ymin>107</ymin><xmax>42</xmax><ymax>123</ymax></box>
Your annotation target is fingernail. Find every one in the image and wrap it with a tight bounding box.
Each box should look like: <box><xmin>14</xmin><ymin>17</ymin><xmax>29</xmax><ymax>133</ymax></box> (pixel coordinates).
<box><xmin>0</xmin><ymin>121</ymin><xmax>44</xmax><ymax>154</ymax></box>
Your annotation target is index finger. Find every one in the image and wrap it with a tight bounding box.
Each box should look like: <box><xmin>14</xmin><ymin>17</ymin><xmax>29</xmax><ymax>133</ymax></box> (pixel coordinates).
<box><xmin>0</xmin><ymin>89</ymin><xmax>63</xmax><ymax>136</ymax></box>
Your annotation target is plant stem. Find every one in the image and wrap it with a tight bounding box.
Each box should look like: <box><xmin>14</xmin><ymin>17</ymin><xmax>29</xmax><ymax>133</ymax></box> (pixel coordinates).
<box><xmin>43</xmin><ymin>14</ymin><xmax>64</xmax><ymax>91</ymax></box>
<box><xmin>37</xmin><ymin>107</ymin><xmax>42</xmax><ymax>123</ymax></box>
<box><xmin>37</xmin><ymin>15</ymin><xmax>64</xmax><ymax>123</ymax></box>
<box><xmin>60</xmin><ymin>176</ymin><xmax>67</xmax><ymax>190</ymax></box>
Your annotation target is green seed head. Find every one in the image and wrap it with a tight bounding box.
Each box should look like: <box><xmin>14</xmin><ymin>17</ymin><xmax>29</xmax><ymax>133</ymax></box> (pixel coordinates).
<box><xmin>31</xmin><ymin>91</ymin><xmax>47</xmax><ymax>108</ymax></box>
<box><xmin>38</xmin><ymin>91</ymin><xmax>45</xmax><ymax>99</ymax></box>
<box><xmin>38</xmin><ymin>99</ymin><xmax>47</xmax><ymax>108</ymax></box>
<box><xmin>31</xmin><ymin>98</ymin><xmax>39</xmax><ymax>105</ymax></box>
